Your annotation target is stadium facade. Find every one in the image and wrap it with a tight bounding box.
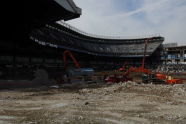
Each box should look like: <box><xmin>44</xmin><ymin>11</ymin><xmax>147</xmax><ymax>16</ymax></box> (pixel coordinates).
<box><xmin>0</xmin><ymin>0</ymin><xmax>164</xmax><ymax>80</ymax></box>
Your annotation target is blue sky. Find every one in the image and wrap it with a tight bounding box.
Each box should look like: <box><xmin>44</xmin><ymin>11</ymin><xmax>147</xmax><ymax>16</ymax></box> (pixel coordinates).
<box><xmin>68</xmin><ymin>0</ymin><xmax>186</xmax><ymax>45</ymax></box>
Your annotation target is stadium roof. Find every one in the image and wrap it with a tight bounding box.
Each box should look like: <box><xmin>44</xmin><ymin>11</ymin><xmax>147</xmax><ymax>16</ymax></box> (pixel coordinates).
<box><xmin>1</xmin><ymin>0</ymin><xmax>81</xmax><ymax>41</ymax></box>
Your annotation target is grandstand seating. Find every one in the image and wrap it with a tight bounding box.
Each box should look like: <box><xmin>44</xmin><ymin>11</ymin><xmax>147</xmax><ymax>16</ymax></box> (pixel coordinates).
<box><xmin>30</xmin><ymin>22</ymin><xmax>164</xmax><ymax>57</ymax></box>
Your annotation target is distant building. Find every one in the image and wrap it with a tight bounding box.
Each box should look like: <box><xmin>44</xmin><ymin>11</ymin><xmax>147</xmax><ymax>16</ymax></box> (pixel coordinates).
<box><xmin>162</xmin><ymin>45</ymin><xmax>186</xmax><ymax>64</ymax></box>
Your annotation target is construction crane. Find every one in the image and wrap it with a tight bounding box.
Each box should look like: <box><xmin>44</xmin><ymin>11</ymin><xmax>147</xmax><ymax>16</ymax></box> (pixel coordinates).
<box><xmin>141</xmin><ymin>38</ymin><xmax>151</xmax><ymax>68</ymax></box>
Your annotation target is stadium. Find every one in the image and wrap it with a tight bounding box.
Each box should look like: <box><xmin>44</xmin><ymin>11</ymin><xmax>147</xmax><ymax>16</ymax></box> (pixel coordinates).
<box><xmin>0</xmin><ymin>0</ymin><xmax>186</xmax><ymax>124</ymax></box>
<box><xmin>30</xmin><ymin>22</ymin><xmax>164</xmax><ymax>67</ymax></box>
<box><xmin>1</xmin><ymin>0</ymin><xmax>164</xmax><ymax>80</ymax></box>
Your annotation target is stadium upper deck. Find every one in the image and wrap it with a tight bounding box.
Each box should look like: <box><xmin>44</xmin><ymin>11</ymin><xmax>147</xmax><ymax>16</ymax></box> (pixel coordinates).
<box><xmin>30</xmin><ymin>22</ymin><xmax>164</xmax><ymax>57</ymax></box>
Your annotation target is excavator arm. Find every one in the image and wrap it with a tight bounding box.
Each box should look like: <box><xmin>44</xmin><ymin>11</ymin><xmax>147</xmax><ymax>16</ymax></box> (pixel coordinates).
<box><xmin>63</xmin><ymin>50</ymin><xmax>80</xmax><ymax>68</ymax></box>
<box><xmin>124</xmin><ymin>67</ymin><xmax>152</xmax><ymax>76</ymax></box>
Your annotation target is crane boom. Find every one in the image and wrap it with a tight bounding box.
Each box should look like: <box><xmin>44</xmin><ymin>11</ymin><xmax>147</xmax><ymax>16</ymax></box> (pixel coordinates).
<box><xmin>142</xmin><ymin>38</ymin><xmax>153</xmax><ymax>68</ymax></box>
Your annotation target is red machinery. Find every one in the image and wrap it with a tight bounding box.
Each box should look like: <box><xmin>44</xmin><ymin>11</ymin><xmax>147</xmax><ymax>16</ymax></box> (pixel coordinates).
<box><xmin>105</xmin><ymin>38</ymin><xmax>183</xmax><ymax>84</ymax></box>
<box><xmin>63</xmin><ymin>50</ymin><xmax>81</xmax><ymax>69</ymax></box>
<box><xmin>104</xmin><ymin>74</ymin><xmax>132</xmax><ymax>83</ymax></box>
<box><xmin>105</xmin><ymin>66</ymin><xmax>183</xmax><ymax>84</ymax></box>
<box><xmin>155</xmin><ymin>73</ymin><xmax>183</xmax><ymax>84</ymax></box>
<box><xmin>105</xmin><ymin>66</ymin><xmax>151</xmax><ymax>83</ymax></box>
<box><xmin>118</xmin><ymin>61</ymin><xmax>128</xmax><ymax>71</ymax></box>
<box><xmin>60</xmin><ymin>50</ymin><xmax>94</xmax><ymax>83</ymax></box>
<box><xmin>105</xmin><ymin>38</ymin><xmax>152</xmax><ymax>83</ymax></box>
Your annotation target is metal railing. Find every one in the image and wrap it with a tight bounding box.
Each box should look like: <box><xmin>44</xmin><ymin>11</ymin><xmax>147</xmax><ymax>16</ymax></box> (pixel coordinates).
<box><xmin>56</xmin><ymin>20</ymin><xmax>161</xmax><ymax>40</ymax></box>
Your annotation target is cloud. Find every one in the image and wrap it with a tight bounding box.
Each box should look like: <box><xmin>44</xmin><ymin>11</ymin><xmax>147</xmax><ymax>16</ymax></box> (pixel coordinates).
<box><xmin>68</xmin><ymin>0</ymin><xmax>186</xmax><ymax>45</ymax></box>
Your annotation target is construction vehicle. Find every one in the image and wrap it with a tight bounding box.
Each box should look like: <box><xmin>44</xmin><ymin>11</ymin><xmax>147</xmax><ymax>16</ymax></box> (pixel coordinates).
<box><xmin>105</xmin><ymin>64</ymin><xmax>183</xmax><ymax>84</ymax></box>
<box><xmin>105</xmin><ymin>38</ymin><xmax>183</xmax><ymax>84</ymax></box>
<box><xmin>142</xmin><ymin>73</ymin><xmax>183</xmax><ymax>84</ymax></box>
<box><xmin>59</xmin><ymin>50</ymin><xmax>94</xmax><ymax>83</ymax></box>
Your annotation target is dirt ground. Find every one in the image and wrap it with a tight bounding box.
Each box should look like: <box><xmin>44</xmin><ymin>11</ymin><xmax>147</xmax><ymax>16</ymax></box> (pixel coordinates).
<box><xmin>0</xmin><ymin>82</ymin><xmax>186</xmax><ymax>124</ymax></box>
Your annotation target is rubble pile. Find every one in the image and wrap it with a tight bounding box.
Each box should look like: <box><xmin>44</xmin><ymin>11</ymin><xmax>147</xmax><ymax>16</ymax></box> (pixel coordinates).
<box><xmin>0</xmin><ymin>81</ymin><xmax>186</xmax><ymax>124</ymax></box>
<box><xmin>79</xmin><ymin>81</ymin><xmax>186</xmax><ymax>98</ymax></box>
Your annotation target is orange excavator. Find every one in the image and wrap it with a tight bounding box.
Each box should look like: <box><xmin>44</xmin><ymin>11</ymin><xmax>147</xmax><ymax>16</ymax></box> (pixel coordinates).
<box><xmin>123</xmin><ymin>66</ymin><xmax>183</xmax><ymax>84</ymax></box>
<box><xmin>105</xmin><ymin>38</ymin><xmax>183</xmax><ymax>84</ymax></box>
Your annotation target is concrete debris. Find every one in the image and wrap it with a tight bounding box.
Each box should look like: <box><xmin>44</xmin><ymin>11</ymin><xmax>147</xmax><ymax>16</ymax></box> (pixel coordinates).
<box><xmin>78</xmin><ymin>116</ymin><xmax>83</xmax><ymax>120</ymax></box>
<box><xmin>79</xmin><ymin>81</ymin><xmax>185</xmax><ymax>98</ymax></box>
<box><xmin>84</xmin><ymin>102</ymin><xmax>89</xmax><ymax>105</ymax></box>
<box><xmin>0</xmin><ymin>81</ymin><xmax>186</xmax><ymax>124</ymax></box>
